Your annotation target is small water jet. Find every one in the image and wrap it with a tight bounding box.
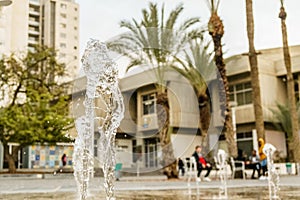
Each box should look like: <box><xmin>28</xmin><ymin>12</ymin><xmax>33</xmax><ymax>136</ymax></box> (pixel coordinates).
<box><xmin>73</xmin><ymin>40</ymin><xmax>124</xmax><ymax>200</ymax></box>
<box><xmin>217</xmin><ymin>149</ymin><xmax>228</xmax><ymax>200</ymax></box>
<box><xmin>263</xmin><ymin>143</ymin><xmax>280</xmax><ymax>200</ymax></box>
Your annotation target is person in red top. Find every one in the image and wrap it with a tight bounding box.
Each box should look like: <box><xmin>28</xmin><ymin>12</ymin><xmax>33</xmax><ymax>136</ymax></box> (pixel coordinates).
<box><xmin>192</xmin><ymin>145</ymin><xmax>212</xmax><ymax>182</ymax></box>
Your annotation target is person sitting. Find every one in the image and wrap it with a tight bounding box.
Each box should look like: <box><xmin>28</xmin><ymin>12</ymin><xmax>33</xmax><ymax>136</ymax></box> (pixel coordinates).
<box><xmin>192</xmin><ymin>145</ymin><xmax>212</xmax><ymax>182</ymax></box>
<box><xmin>178</xmin><ymin>158</ymin><xmax>185</xmax><ymax>176</ymax></box>
<box><xmin>248</xmin><ymin>149</ymin><xmax>261</xmax><ymax>179</ymax></box>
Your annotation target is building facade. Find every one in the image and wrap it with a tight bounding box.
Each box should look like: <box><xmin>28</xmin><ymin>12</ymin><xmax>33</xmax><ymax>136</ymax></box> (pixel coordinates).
<box><xmin>0</xmin><ymin>0</ymin><xmax>79</xmax><ymax>81</ymax></box>
<box><xmin>2</xmin><ymin>45</ymin><xmax>298</xmax><ymax>170</ymax></box>
<box><xmin>225</xmin><ymin>45</ymin><xmax>300</xmax><ymax>159</ymax></box>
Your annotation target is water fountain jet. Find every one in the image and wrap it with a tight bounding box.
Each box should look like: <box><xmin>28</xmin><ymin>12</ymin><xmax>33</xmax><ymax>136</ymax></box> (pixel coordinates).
<box><xmin>263</xmin><ymin>143</ymin><xmax>280</xmax><ymax>200</ymax></box>
<box><xmin>73</xmin><ymin>39</ymin><xmax>124</xmax><ymax>200</ymax></box>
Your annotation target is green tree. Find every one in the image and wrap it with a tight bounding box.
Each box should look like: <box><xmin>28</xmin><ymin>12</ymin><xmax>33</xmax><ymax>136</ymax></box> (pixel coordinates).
<box><xmin>205</xmin><ymin>0</ymin><xmax>237</xmax><ymax>157</ymax></box>
<box><xmin>108</xmin><ymin>2</ymin><xmax>203</xmax><ymax>178</ymax></box>
<box><xmin>278</xmin><ymin>0</ymin><xmax>300</xmax><ymax>162</ymax></box>
<box><xmin>271</xmin><ymin>103</ymin><xmax>300</xmax><ymax>161</ymax></box>
<box><xmin>245</xmin><ymin>0</ymin><xmax>265</xmax><ymax>143</ymax></box>
<box><xmin>0</xmin><ymin>46</ymin><xmax>74</xmax><ymax>173</ymax></box>
<box><xmin>172</xmin><ymin>39</ymin><xmax>215</xmax><ymax>154</ymax></box>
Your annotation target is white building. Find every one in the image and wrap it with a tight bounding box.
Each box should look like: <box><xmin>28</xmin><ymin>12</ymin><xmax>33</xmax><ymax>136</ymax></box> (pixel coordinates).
<box><xmin>0</xmin><ymin>0</ymin><xmax>80</xmax><ymax>81</ymax></box>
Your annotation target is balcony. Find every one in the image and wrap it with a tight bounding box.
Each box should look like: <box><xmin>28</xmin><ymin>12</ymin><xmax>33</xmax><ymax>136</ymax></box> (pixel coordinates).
<box><xmin>28</xmin><ymin>30</ymin><xmax>39</xmax><ymax>36</ymax></box>
<box><xmin>29</xmin><ymin>10</ymin><xmax>40</xmax><ymax>17</ymax></box>
<box><xmin>28</xmin><ymin>20</ymin><xmax>39</xmax><ymax>27</ymax></box>
<box><xmin>29</xmin><ymin>0</ymin><xmax>40</xmax><ymax>6</ymax></box>
<box><xmin>28</xmin><ymin>37</ymin><xmax>39</xmax><ymax>45</ymax></box>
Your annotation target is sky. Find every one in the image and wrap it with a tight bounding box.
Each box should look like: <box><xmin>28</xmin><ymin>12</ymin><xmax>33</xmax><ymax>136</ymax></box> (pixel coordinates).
<box><xmin>76</xmin><ymin>0</ymin><xmax>300</xmax><ymax>77</ymax></box>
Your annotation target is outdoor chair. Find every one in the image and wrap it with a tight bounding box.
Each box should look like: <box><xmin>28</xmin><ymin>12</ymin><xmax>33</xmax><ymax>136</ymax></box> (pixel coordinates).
<box><xmin>184</xmin><ymin>157</ymin><xmax>197</xmax><ymax>182</ymax></box>
<box><xmin>230</xmin><ymin>157</ymin><xmax>246</xmax><ymax>180</ymax></box>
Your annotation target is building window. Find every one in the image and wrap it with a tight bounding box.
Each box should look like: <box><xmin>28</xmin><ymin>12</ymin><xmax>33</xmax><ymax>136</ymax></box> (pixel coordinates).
<box><xmin>74</xmin><ymin>26</ymin><xmax>77</xmax><ymax>30</ymax></box>
<box><xmin>74</xmin><ymin>16</ymin><xmax>77</xmax><ymax>20</ymax></box>
<box><xmin>229</xmin><ymin>82</ymin><xmax>252</xmax><ymax>106</ymax></box>
<box><xmin>237</xmin><ymin>132</ymin><xmax>253</xmax><ymax>159</ymax></box>
<box><xmin>74</xmin><ymin>46</ymin><xmax>77</xmax><ymax>50</ymax></box>
<box><xmin>294</xmin><ymin>74</ymin><xmax>299</xmax><ymax>102</ymax></box>
<box><xmin>60</xmin><ymin>43</ymin><xmax>66</xmax><ymax>48</ymax></box>
<box><xmin>74</xmin><ymin>56</ymin><xmax>77</xmax><ymax>60</ymax></box>
<box><xmin>74</xmin><ymin>7</ymin><xmax>78</xmax><ymax>11</ymax></box>
<box><xmin>60</xmin><ymin>13</ymin><xmax>66</xmax><ymax>18</ymax></box>
<box><xmin>60</xmin><ymin>23</ymin><xmax>66</xmax><ymax>28</ymax></box>
<box><xmin>60</xmin><ymin>33</ymin><xmax>66</xmax><ymax>38</ymax></box>
<box><xmin>60</xmin><ymin>3</ymin><xmax>67</xmax><ymax>9</ymax></box>
<box><xmin>74</xmin><ymin>36</ymin><xmax>78</xmax><ymax>40</ymax></box>
<box><xmin>142</xmin><ymin>93</ymin><xmax>156</xmax><ymax>115</ymax></box>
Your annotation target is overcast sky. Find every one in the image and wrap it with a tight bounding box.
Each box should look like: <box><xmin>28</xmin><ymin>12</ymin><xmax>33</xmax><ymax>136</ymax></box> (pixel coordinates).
<box><xmin>76</xmin><ymin>0</ymin><xmax>300</xmax><ymax>77</ymax></box>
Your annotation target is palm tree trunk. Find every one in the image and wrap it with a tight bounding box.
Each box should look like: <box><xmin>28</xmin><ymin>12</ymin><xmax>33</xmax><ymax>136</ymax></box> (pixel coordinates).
<box><xmin>156</xmin><ymin>92</ymin><xmax>178</xmax><ymax>179</ymax></box>
<box><xmin>4</xmin><ymin>145</ymin><xmax>17</xmax><ymax>173</ymax></box>
<box><xmin>199</xmin><ymin>93</ymin><xmax>211</xmax><ymax>155</ymax></box>
<box><xmin>279</xmin><ymin>5</ymin><xmax>300</xmax><ymax>162</ymax></box>
<box><xmin>208</xmin><ymin>13</ymin><xmax>238</xmax><ymax>158</ymax></box>
<box><xmin>245</xmin><ymin>0</ymin><xmax>265</xmax><ymax>141</ymax></box>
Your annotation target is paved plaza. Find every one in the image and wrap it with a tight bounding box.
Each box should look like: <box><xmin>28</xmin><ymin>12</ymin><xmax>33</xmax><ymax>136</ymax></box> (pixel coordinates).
<box><xmin>0</xmin><ymin>173</ymin><xmax>299</xmax><ymax>199</ymax></box>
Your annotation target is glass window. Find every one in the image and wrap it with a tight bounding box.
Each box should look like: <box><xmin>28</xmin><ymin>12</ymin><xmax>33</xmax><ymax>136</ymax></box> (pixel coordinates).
<box><xmin>60</xmin><ymin>23</ymin><xmax>66</xmax><ymax>28</ymax></box>
<box><xmin>229</xmin><ymin>82</ymin><xmax>252</xmax><ymax>106</ymax></box>
<box><xmin>142</xmin><ymin>93</ymin><xmax>156</xmax><ymax>115</ymax></box>
<box><xmin>60</xmin><ymin>33</ymin><xmax>66</xmax><ymax>38</ymax></box>
<box><xmin>294</xmin><ymin>74</ymin><xmax>299</xmax><ymax>102</ymax></box>
<box><xmin>60</xmin><ymin>13</ymin><xmax>66</xmax><ymax>18</ymax></box>
<box><xmin>60</xmin><ymin>3</ymin><xmax>67</xmax><ymax>9</ymax></box>
<box><xmin>60</xmin><ymin>43</ymin><xmax>66</xmax><ymax>48</ymax></box>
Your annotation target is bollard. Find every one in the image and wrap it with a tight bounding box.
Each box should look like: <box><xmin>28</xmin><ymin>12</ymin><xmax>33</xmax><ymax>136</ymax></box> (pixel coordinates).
<box><xmin>286</xmin><ymin>163</ymin><xmax>292</xmax><ymax>175</ymax></box>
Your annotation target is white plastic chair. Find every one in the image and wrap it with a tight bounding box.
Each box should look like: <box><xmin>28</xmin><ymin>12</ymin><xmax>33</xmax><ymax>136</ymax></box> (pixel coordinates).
<box><xmin>184</xmin><ymin>157</ymin><xmax>197</xmax><ymax>181</ymax></box>
<box><xmin>230</xmin><ymin>157</ymin><xmax>246</xmax><ymax>179</ymax></box>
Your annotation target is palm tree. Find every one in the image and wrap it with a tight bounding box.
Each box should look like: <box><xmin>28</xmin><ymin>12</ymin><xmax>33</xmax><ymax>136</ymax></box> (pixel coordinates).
<box><xmin>245</xmin><ymin>0</ymin><xmax>265</xmax><ymax>141</ymax></box>
<box><xmin>108</xmin><ymin>2</ymin><xmax>203</xmax><ymax>178</ymax></box>
<box><xmin>270</xmin><ymin>103</ymin><xmax>300</xmax><ymax>161</ymax></box>
<box><xmin>172</xmin><ymin>39</ymin><xmax>215</xmax><ymax>154</ymax></box>
<box><xmin>205</xmin><ymin>0</ymin><xmax>237</xmax><ymax>157</ymax></box>
<box><xmin>278</xmin><ymin>0</ymin><xmax>300</xmax><ymax>162</ymax></box>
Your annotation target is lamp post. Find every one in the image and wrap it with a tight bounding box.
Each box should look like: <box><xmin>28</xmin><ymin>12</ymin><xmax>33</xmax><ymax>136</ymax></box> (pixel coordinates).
<box><xmin>0</xmin><ymin>0</ymin><xmax>12</xmax><ymax>7</ymax></box>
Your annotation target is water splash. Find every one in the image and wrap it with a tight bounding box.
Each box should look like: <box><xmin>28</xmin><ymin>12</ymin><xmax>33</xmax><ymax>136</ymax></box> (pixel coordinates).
<box><xmin>73</xmin><ymin>39</ymin><xmax>124</xmax><ymax>200</ymax></box>
<box><xmin>217</xmin><ymin>149</ymin><xmax>228</xmax><ymax>200</ymax></box>
<box><xmin>263</xmin><ymin>143</ymin><xmax>280</xmax><ymax>200</ymax></box>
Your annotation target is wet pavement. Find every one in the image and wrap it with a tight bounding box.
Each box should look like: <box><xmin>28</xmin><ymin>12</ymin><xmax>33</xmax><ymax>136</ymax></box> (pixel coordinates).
<box><xmin>0</xmin><ymin>174</ymin><xmax>299</xmax><ymax>199</ymax></box>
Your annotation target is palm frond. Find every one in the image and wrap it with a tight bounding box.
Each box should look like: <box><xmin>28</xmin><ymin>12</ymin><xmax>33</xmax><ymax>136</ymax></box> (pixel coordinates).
<box><xmin>270</xmin><ymin>102</ymin><xmax>300</xmax><ymax>139</ymax></box>
<box><xmin>165</xmin><ymin>3</ymin><xmax>184</xmax><ymax>29</ymax></box>
<box><xmin>205</xmin><ymin>0</ymin><xmax>221</xmax><ymax>13</ymax></box>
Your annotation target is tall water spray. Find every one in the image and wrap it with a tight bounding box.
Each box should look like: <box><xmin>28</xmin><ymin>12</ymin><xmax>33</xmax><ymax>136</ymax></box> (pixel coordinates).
<box><xmin>263</xmin><ymin>143</ymin><xmax>280</xmax><ymax>200</ymax></box>
<box><xmin>73</xmin><ymin>40</ymin><xmax>124</xmax><ymax>200</ymax></box>
<box><xmin>217</xmin><ymin>149</ymin><xmax>228</xmax><ymax>199</ymax></box>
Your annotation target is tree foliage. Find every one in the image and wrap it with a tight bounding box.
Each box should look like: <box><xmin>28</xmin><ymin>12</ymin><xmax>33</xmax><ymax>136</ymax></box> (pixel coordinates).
<box><xmin>107</xmin><ymin>2</ymin><xmax>203</xmax><ymax>88</ymax></box>
<box><xmin>271</xmin><ymin>103</ymin><xmax>300</xmax><ymax>140</ymax></box>
<box><xmin>0</xmin><ymin>46</ymin><xmax>74</xmax><ymax>172</ymax></box>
